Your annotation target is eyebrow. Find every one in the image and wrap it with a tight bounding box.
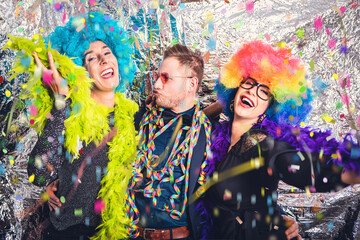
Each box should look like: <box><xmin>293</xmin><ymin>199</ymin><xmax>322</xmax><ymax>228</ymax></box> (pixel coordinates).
<box><xmin>84</xmin><ymin>46</ymin><xmax>110</xmax><ymax>59</ymax></box>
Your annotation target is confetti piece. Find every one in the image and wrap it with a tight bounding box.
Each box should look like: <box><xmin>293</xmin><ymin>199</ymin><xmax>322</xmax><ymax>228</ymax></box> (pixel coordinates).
<box><xmin>296</xmin><ymin>29</ymin><xmax>305</xmax><ymax>39</ymax></box>
<box><xmin>29</xmin><ymin>174</ymin><xmax>35</xmax><ymax>182</ymax></box>
<box><xmin>62</xmin><ymin>10</ymin><xmax>67</xmax><ymax>23</ymax></box>
<box><xmin>340</xmin><ymin>45</ymin><xmax>348</xmax><ymax>54</ymax></box>
<box><xmin>313</xmin><ymin>16</ymin><xmax>323</xmax><ymax>32</ymax></box>
<box><xmin>60</xmin><ymin>196</ymin><xmax>66</xmax><ymax>203</ymax></box>
<box><xmin>179</xmin><ymin>3</ymin><xmax>185</xmax><ymax>8</ymax></box>
<box><xmin>10</xmin><ymin>159</ymin><xmax>14</xmax><ymax>165</ymax></box>
<box><xmin>5</xmin><ymin>90</ymin><xmax>11</xmax><ymax>98</ymax></box>
<box><xmin>94</xmin><ymin>198</ymin><xmax>106</xmax><ymax>214</ymax></box>
<box><xmin>204</xmin><ymin>51</ymin><xmax>210</xmax><ymax>63</ymax></box>
<box><xmin>42</xmin><ymin>70</ymin><xmax>53</xmax><ymax>87</ymax></box>
<box><xmin>264</xmin><ymin>33</ymin><xmax>270</xmax><ymax>41</ymax></box>
<box><xmin>341</xmin><ymin>94</ymin><xmax>349</xmax><ymax>105</ymax></box>
<box><xmin>221</xmin><ymin>8</ymin><xmax>227</xmax><ymax>14</ymax></box>
<box><xmin>132</xmin><ymin>25</ymin><xmax>138</xmax><ymax>31</ymax></box>
<box><xmin>136</xmin><ymin>0</ymin><xmax>141</xmax><ymax>4</ymax></box>
<box><xmin>54</xmin><ymin>3</ymin><xmax>63</xmax><ymax>11</ymax></box>
<box><xmin>333</xmin><ymin>73</ymin><xmax>338</xmax><ymax>79</ymax></box>
<box><xmin>288</xmin><ymin>115</ymin><xmax>294</xmax><ymax>121</ymax></box>
<box><xmin>30</xmin><ymin>119</ymin><xmax>35</xmax><ymax>125</ymax></box>
<box><xmin>309</xmin><ymin>59</ymin><xmax>315</xmax><ymax>71</ymax></box>
<box><xmin>89</xmin><ymin>0</ymin><xmax>97</xmax><ymax>6</ymax></box>
<box><xmin>340</xmin><ymin>6</ymin><xmax>346</xmax><ymax>12</ymax></box>
<box><xmin>18</xmin><ymin>1</ymin><xmax>23</xmax><ymax>5</ymax></box>
<box><xmin>223</xmin><ymin>189</ymin><xmax>232</xmax><ymax>200</ymax></box>
<box><xmin>300</xmin><ymin>122</ymin><xmax>305</xmax><ymax>127</ymax></box>
<box><xmin>246</xmin><ymin>0</ymin><xmax>254</xmax><ymax>14</ymax></box>
<box><xmin>74</xmin><ymin>208</ymin><xmax>83</xmax><ymax>216</ymax></box>
<box><xmin>30</xmin><ymin>105</ymin><xmax>38</xmax><ymax>116</ymax></box>
<box><xmin>15</xmin><ymin>5</ymin><xmax>19</xmax><ymax>17</ymax></box>
<box><xmin>0</xmin><ymin>76</ymin><xmax>3</xmax><ymax>84</ymax></box>
<box><xmin>134</xmin><ymin>36</ymin><xmax>140</xmax><ymax>49</ymax></box>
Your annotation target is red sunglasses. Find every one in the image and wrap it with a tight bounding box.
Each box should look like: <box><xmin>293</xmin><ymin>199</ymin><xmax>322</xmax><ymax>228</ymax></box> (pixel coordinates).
<box><xmin>157</xmin><ymin>72</ymin><xmax>193</xmax><ymax>84</ymax></box>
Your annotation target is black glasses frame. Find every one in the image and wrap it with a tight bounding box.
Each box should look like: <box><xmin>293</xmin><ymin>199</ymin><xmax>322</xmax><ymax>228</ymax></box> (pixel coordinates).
<box><xmin>240</xmin><ymin>77</ymin><xmax>272</xmax><ymax>101</ymax></box>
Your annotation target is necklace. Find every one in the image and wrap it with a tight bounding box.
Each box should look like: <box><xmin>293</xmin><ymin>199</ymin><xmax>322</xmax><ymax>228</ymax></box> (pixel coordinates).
<box><xmin>126</xmin><ymin>104</ymin><xmax>211</xmax><ymax>237</ymax></box>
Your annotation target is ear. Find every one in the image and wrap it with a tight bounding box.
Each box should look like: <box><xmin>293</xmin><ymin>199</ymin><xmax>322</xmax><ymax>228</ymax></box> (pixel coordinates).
<box><xmin>188</xmin><ymin>77</ymin><xmax>198</xmax><ymax>93</ymax></box>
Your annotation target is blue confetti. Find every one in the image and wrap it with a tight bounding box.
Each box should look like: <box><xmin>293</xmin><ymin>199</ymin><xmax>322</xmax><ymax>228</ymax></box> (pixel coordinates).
<box><xmin>0</xmin><ymin>163</ymin><xmax>5</xmax><ymax>177</ymax></box>
<box><xmin>207</xmin><ymin>37</ymin><xmax>216</xmax><ymax>51</ymax></box>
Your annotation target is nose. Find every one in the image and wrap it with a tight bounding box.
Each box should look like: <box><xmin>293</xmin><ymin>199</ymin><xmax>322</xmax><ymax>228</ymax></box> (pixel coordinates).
<box><xmin>248</xmin><ymin>86</ymin><xmax>257</xmax><ymax>96</ymax></box>
<box><xmin>153</xmin><ymin>75</ymin><xmax>163</xmax><ymax>89</ymax></box>
<box><xmin>99</xmin><ymin>54</ymin><xmax>108</xmax><ymax>65</ymax></box>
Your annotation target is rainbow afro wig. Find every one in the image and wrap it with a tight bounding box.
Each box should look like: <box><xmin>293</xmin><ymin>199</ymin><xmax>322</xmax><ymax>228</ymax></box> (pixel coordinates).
<box><xmin>217</xmin><ymin>40</ymin><xmax>313</xmax><ymax>125</ymax></box>
<box><xmin>47</xmin><ymin>11</ymin><xmax>135</xmax><ymax>92</ymax></box>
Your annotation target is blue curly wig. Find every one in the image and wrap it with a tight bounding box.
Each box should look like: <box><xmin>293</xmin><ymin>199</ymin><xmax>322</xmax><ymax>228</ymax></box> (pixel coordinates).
<box><xmin>47</xmin><ymin>12</ymin><xmax>135</xmax><ymax>92</ymax></box>
<box><xmin>217</xmin><ymin>40</ymin><xmax>313</xmax><ymax>125</ymax></box>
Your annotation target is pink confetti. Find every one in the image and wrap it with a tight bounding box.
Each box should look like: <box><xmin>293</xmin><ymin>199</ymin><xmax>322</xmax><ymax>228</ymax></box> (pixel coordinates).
<box><xmin>313</xmin><ymin>16</ymin><xmax>323</xmax><ymax>32</ymax></box>
<box><xmin>136</xmin><ymin>0</ymin><xmax>141</xmax><ymax>4</ymax></box>
<box><xmin>62</xmin><ymin>10</ymin><xmax>66</xmax><ymax>23</ymax></box>
<box><xmin>42</xmin><ymin>69</ymin><xmax>53</xmax><ymax>87</ymax></box>
<box><xmin>341</xmin><ymin>94</ymin><xmax>349</xmax><ymax>105</ymax></box>
<box><xmin>94</xmin><ymin>198</ymin><xmax>106</xmax><ymax>214</ymax></box>
<box><xmin>246</xmin><ymin>0</ymin><xmax>254</xmax><ymax>14</ymax></box>
<box><xmin>89</xmin><ymin>0</ymin><xmax>97</xmax><ymax>6</ymax></box>
<box><xmin>109</xmin><ymin>26</ymin><xmax>114</xmax><ymax>31</ymax></box>
<box><xmin>30</xmin><ymin>105</ymin><xmax>38</xmax><ymax>116</ymax></box>
<box><xmin>221</xmin><ymin>8</ymin><xmax>227</xmax><ymax>14</ymax></box>
<box><xmin>328</xmin><ymin>38</ymin><xmax>337</xmax><ymax>49</ymax></box>
<box><xmin>338</xmin><ymin>78</ymin><xmax>345</xmax><ymax>88</ymax></box>
<box><xmin>358</xmin><ymin>115</ymin><xmax>360</xmax><ymax>128</ymax></box>
<box><xmin>326</xmin><ymin>29</ymin><xmax>330</xmax><ymax>35</ymax></box>
<box><xmin>347</xmin><ymin>76</ymin><xmax>350</xmax><ymax>89</ymax></box>
<box><xmin>264</xmin><ymin>33</ymin><xmax>270</xmax><ymax>41</ymax></box>
<box><xmin>340</xmin><ymin>6</ymin><xmax>346</xmax><ymax>12</ymax></box>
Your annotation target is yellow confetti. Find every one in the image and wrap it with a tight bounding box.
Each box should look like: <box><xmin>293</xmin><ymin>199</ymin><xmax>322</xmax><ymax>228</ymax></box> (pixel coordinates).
<box><xmin>261</xmin><ymin>187</ymin><xmax>265</xmax><ymax>197</ymax></box>
<box><xmin>40</xmin><ymin>28</ymin><xmax>44</xmax><ymax>33</ymax></box>
<box><xmin>33</xmin><ymin>34</ymin><xmax>40</xmax><ymax>40</ymax></box>
<box><xmin>331</xmin><ymin>153</ymin><xmax>338</xmax><ymax>159</ymax></box>
<box><xmin>300</xmin><ymin>122</ymin><xmax>305</xmax><ymax>127</ymax></box>
<box><xmin>81</xmin><ymin>18</ymin><xmax>86</xmax><ymax>24</ymax></box>
<box><xmin>284</xmin><ymin>59</ymin><xmax>288</xmax><ymax>64</ymax></box>
<box><xmin>35</xmin><ymin>47</ymin><xmax>42</xmax><ymax>53</ymax></box>
<box><xmin>291</xmin><ymin>187</ymin><xmax>294</xmax><ymax>192</ymax></box>
<box><xmin>5</xmin><ymin>90</ymin><xmax>11</xmax><ymax>97</ymax></box>
<box><xmin>41</xmin><ymin>192</ymin><xmax>49</xmax><ymax>201</ymax></box>
<box><xmin>29</xmin><ymin>174</ymin><xmax>35</xmax><ymax>183</ymax></box>
<box><xmin>333</xmin><ymin>73</ymin><xmax>338</xmax><ymax>79</ymax></box>
<box><xmin>10</xmin><ymin>160</ymin><xmax>14</xmax><ymax>165</ymax></box>
<box><xmin>305</xmin><ymin>186</ymin><xmax>311</xmax><ymax>196</ymax></box>
<box><xmin>22</xmin><ymin>84</ymin><xmax>28</xmax><ymax>89</ymax></box>
<box><xmin>225</xmin><ymin>42</ymin><xmax>230</xmax><ymax>47</ymax></box>
<box><xmin>288</xmin><ymin>115</ymin><xmax>294</xmax><ymax>121</ymax></box>
<box><xmin>205</xmin><ymin>11</ymin><xmax>214</xmax><ymax>22</ymax></box>
<box><xmin>310</xmin><ymin>132</ymin><xmax>314</xmax><ymax>137</ymax></box>
<box><xmin>7</xmin><ymin>40</ymin><xmax>13</xmax><ymax>46</ymax></box>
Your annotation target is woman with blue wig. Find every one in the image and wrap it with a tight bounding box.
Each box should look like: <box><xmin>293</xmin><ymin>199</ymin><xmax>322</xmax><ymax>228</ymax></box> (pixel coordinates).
<box><xmin>6</xmin><ymin>12</ymin><xmax>137</xmax><ymax>239</ymax></box>
<box><xmin>198</xmin><ymin>40</ymin><xmax>360</xmax><ymax>239</ymax></box>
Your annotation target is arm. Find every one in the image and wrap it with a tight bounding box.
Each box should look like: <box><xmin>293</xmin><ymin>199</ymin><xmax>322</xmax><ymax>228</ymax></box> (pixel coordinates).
<box><xmin>27</xmin><ymin>97</ymin><xmax>70</xmax><ymax>186</ymax></box>
<box><xmin>269</xmin><ymin>140</ymin><xmax>347</xmax><ymax>192</ymax></box>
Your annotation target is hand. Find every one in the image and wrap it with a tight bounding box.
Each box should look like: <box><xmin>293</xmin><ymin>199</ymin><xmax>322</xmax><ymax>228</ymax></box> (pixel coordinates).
<box><xmin>341</xmin><ymin>169</ymin><xmax>360</xmax><ymax>184</ymax></box>
<box><xmin>283</xmin><ymin>215</ymin><xmax>302</xmax><ymax>240</ymax></box>
<box><xmin>33</xmin><ymin>51</ymin><xmax>69</xmax><ymax>96</ymax></box>
<box><xmin>46</xmin><ymin>179</ymin><xmax>62</xmax><ymax>211</ymax></box>
<box><xmin>145</xmin><ymin>94</ymin><xmax>156</xmax><ymax>108</ymax></box>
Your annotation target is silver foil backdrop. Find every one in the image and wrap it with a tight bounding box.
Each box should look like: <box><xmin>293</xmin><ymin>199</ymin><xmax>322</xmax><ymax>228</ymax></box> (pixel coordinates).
<box><xmin>0</xmin><ymin>0</ymin><xmax>359</xmax><ymax>239</ymax></box>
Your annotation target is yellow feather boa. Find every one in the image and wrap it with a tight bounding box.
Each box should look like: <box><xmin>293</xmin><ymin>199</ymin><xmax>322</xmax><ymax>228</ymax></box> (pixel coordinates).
<box><xmin>5</xmin><ymin>34</ymin><xmax>138</xmax><ymax>239</ymax></box>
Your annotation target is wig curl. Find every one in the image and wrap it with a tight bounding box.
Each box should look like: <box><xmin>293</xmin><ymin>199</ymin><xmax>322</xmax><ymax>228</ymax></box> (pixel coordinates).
<box><xmin>47</xmin><ymin>12</ymin><xmax>135</xmax><ymax>92</ymax></box>
<box><xmin>218</xmin><ymin>40</ymin><xmax>312</xmax><ymax>125</ymax></box>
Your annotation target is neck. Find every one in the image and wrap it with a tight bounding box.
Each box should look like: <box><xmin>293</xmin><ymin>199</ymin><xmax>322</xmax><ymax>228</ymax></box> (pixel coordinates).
<box><xmin>91</xmin><ymin>90</ymin><xmax>115</xmax><ymax>108</ymax></box>
<box><xmin>230</xmin><ymin>116</ymin><xmax>258</xmax><ymax>147</ymax></box>
<box><xmin>171</xmin><ymin>97</ymin><xmax>196</xmax><ymax>114</ymax></box>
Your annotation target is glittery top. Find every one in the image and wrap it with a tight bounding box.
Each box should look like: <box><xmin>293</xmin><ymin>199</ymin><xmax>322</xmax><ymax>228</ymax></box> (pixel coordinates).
<box><xmin>28</xmin><ymin>98</ymin><xmax>114</xmax><ymax>230</ymax></box>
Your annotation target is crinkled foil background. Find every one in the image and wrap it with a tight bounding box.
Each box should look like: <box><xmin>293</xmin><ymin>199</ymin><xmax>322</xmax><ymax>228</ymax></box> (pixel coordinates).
<box><xmin>0</xmin><ymin>0</ymin><xmax>359</xmax><ymax>239</ymax></box>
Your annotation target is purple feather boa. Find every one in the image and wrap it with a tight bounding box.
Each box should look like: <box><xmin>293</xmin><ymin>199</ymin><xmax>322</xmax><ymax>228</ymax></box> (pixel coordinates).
<box><xmin>196</xmin><ymin>118</ymin><xmax>360</xmax><ymax>239</ymax></box>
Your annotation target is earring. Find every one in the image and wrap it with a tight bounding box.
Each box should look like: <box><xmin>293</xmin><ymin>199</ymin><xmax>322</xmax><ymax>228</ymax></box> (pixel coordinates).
<box><xmin>257</xmin><ymin>114</ymin><xmax>266</xmax><ymax>123</ymax></box>
<box><xmin>230</xmin><ymin>100</ymin><xmax>234</xmax><ymax>112</ymax></box>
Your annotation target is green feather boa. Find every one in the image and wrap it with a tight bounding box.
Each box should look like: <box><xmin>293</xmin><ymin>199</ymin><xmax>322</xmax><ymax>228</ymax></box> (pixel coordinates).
<box><xmin>5</xmin><ymin>34</ymin><xmax>138</xmax><ymax>239</ymax></box>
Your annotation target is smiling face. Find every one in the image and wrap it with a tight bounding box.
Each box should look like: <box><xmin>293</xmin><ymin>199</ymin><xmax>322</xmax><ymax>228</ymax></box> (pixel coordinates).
<box><xmin>233</xmin><ymin>78</ymin><xmax>271</xmax><ymax>122</ymax></box>
<box><xmin>153</xmin><ymin>57</ymin><xmax>197</xmax><ymax>113</ymax></box>
<box><xmin>83</xmin><ymin>41</ymin><xmax>119</xmax><ymax>92</ymax></box>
